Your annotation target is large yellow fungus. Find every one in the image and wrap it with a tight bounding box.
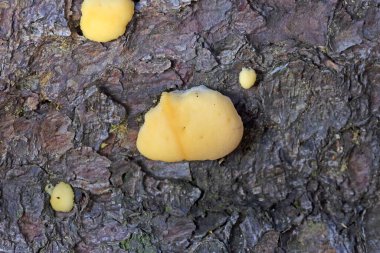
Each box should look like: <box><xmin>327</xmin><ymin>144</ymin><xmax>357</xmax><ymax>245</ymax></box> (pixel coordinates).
<box><xmin>136</xmin><ymin>86</ymin><xmax>244</xmax><ymax>162</ymax></box>
<box><xmin>80</xmin><ymin>0</ymin><xmax>135</xmax><ymax>42</ymax></box>
<box><xmin>239</xmin><ymin>67</ymin><xmax>257</xmax><ymax>89</ymax></box>
<box><xmin>48</xmin><ymin>182</ymin><xmax>75</xmax><ymax>212</ymax></box>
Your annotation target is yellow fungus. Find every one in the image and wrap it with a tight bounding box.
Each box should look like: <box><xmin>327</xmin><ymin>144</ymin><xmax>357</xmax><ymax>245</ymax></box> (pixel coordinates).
<box><xmin>239</xmin><ymin>67</ymin><xmax>257</xmax><ymax>89</ymax></box>
<box><xmin>49</xmin><ymin>182</ymin><xmax>74</xmax><ymax>212</ymax></box>
<box><xmin>80</xmin><ymin>0</ymin><xmax>135</xmax><ymax>42</ymax></box>
<box><xmin>136</xmin><ymin>86</ymin><xmax>244</xmax><ymax>162</ymax></box>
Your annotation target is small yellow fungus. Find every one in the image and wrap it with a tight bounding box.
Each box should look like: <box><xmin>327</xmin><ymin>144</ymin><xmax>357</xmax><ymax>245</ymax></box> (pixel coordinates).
<box><xmin>239</xmin><ymin>67</ymin><xmax>257</xmax><ymax>89</ymax></box>
<box><xmin>80</xmin><ymin>0</ymin><xmax>135</xmax><ymax>42</ymax></box>
<box><xmin>136</xmin><ymin>86</ymin><xmax>244</xmax><ymax>162</ymax></box>
<box><xmin>49</xmin><ymin>182</ymin><xmax>74</xmax><ymax>212</ymax></box>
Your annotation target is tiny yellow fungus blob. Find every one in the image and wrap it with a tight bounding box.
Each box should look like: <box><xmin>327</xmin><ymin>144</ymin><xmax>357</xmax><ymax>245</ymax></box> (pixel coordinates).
<box><xmin>239</xmin><ymin>67</ymin><xmax>257</xmax><ymax>89</ymax></box>
<box><xmin>136</xmin><ymin>86</ymin><xmax>244</xmax><ymax>162</ymax></box>
<box><xmin>49</xmin><ymin>182</ymin><xmax>74</xmax><ymax>212</ymax></box>
<box><xmin>80</xmin><ymin>0</ymin><xmax>135</xmax><ymax>42</ymax></box>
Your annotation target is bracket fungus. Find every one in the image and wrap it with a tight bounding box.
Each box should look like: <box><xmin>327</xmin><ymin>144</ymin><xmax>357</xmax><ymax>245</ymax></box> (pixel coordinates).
<box><xmin>239</xmin><ymin>67</ymin><xmax>257</xmax><ymax>89</ymax></box>
<box><xmin>46</xmin><ymin>182</ymin><xmax>75</xmax><ymax>212</ymax></box>
<box><xmin>80</xmin><ymin>0</ymin><xmax>135</xmax><ymax>42</ymax></box>
<box><xmin>136</xmin><ymin>86</ymin><xmax>244</xmax><ymax>162</ymax></box>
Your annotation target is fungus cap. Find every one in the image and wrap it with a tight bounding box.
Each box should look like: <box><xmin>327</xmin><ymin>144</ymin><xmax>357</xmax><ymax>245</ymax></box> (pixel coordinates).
<box><xmin>239</xmin><ymin>67</ymin><xmax>257</xmax><ymax>89</ymax></box>
<box><xmin>80</xmin><ymin>0</ymin><xmax>135</xmax><ymax>42</ymax></box>
<box><xmin>136</xmin><ymin>86</ymin><xmax>244</xmax><ymax>162</ymax></box>
<box><xmin>49</xmin><ymin>182</ymin><xmax>74</xmax><ymax>212</ymax></box>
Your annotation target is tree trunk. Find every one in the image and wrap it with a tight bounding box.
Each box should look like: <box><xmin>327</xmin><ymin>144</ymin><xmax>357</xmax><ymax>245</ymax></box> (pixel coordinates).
<box><xmin>0</xmin><ymin>0</ymin><xmax>379</xmax><ymax>252</ymax></box>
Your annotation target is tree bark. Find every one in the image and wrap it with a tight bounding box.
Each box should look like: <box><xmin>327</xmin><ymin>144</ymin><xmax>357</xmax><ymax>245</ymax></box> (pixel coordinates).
<box><xmin>0</xmin><ymin>0</ymin><xmax>379</xmax><ymax>252</ymax></box>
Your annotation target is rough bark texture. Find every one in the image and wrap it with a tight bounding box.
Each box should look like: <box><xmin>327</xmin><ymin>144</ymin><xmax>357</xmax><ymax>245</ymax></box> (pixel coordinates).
<box><xmin>1</xmin><ymin>0</ymin><xmax>380</xmax><ymax>252</ymax></box>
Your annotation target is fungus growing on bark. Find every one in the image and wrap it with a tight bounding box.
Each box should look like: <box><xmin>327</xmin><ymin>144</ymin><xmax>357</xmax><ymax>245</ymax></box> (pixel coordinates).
<box><xmin>239</xmin><ymin>67</ymin><xmax>257</xmax><ymax>89</ymax></box>
<box><xmin>47</xmin><ymin>182</ymin><xmax>74</xmax><ymax>212</ymax></box>
<box><xmin>80</xmin><ymin>0</ymin><xmax>135</xmax><ymax>42</ymax></box>
<box><xmin>137</xmin><ymin>86</ymin><xmax>244</xmax><ymax>162</ymax></box>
